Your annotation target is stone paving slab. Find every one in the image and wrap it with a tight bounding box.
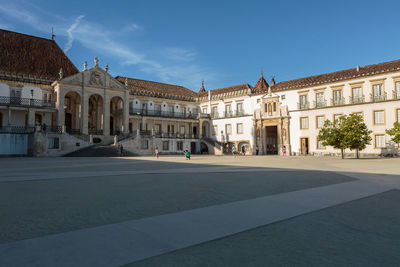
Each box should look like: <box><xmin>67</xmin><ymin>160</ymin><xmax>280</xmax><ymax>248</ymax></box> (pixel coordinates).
<box><xmin>0</xmin><ymin>180</ymin><xmax>392</xmax><ymax>267</ymax></box>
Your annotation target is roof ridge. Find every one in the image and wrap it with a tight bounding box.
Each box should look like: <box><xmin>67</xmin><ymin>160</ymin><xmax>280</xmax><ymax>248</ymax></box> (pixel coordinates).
<box><xmin>0</xmin><ymin>28</ymin><xmax>54</xmax><ymax>42</ymax></box>
<box><xmin>116</xmin><ymin>76</ymin><xmax>189</xmax><ymax>89</ymax></box>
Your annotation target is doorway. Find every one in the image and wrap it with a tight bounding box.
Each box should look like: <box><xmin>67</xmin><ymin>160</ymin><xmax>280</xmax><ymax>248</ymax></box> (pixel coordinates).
<box><xmin>190</xmin><ymin>142</ymin><xmax>196</xmax><ymax>154</ymax></box>
<box><xmin>110</xmin><ymin>116</ymin><xmax>114</xmax><ymax>135</ymax></box>
<box><xmin>300</xmin><ymin>137</ymin><xmax>309</xmax><ymax>155</ymax></box>
<box><xmin>65</xmin><ymin>113</ymin><xmax>72</xmax><ymax>133</ymax></box>
<box><xmin>266</xmin><ymin>126</ymin><xmax>278</xmax><ymax>155</ymax></box>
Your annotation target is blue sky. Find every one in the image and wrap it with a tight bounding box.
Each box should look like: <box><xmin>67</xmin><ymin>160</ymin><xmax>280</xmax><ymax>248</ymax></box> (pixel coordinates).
<box><xmin>1</xmin><ymin>0</ymin><xmax>400</xmax><ymax>91</ymax></box>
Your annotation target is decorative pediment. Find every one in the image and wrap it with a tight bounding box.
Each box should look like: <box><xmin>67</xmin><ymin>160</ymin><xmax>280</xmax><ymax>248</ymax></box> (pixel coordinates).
<box><xmin>59</xmin><ymin>67</ymin><xmax>127</xmax><ymax>91</ymax></box>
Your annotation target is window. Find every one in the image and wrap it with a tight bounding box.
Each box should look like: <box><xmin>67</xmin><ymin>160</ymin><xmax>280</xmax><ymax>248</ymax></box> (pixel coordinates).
<box><xmin>202</xmin><ymin>107</ymin><xmax>208</xmax><ymax>113</ymax></box>
<box><xmin>141</xmin><ymin>140</ymin><xmax>149</xmax><ymax>149</ymax></box>
<box><xmin>375</xmin><ymin>135</ymin><xmax>386</xmax><ymax>148</ymax></box>
<box><xmin>177</xmin><ymin>141</ymin><xmax>183</xmax><ymax>151</ymax></box>
<box><xmin>212</xmin><ymin>125</ymin><xmax>218</xmax><ymax>136</ymax></box>
<box><xmin>226</xmin><ymin>124</ymin><xmax>232</xmax><ymax>135</ymax></box>
<box><xmin>397</xmin><ymin>109</ymin><xmax>400</xmax><ymax>122</ymax></box>
<box><xmin>44</xmin><ymin>93</ymin><xmax>48</xmax><ymax>102</ymax></box>
<box><xmin>281</xmin><ymin>95</ymin><xmax>286</xmax><ymax>100</ymax></box>
<box><xmin>317</xmin><ymin>139</ymin><xmax>325</xmax><ymax>149</ymax></box>
<box><xmin>300</xmin><ymin>117</ymin><xmax>308</xmax><ymax>129</ymax></box>
<box><xmin>225</xmin><ymin>104</ymin><xmax>232</xmax><ymax>116</ymax></box>
<box><xmin>237</xmin><ymin>123</ymin><xmax>243</xmax><ymax>134</ymax></box>
<box><xmin>162</xmin><ymin>141</ymin><xmax>169</xmax><ymax>151</ymax></box>
<box><xmin>299</xmin><ymin>95</ymin><xmax>308</xmax><ymax>109</ymax></box>
<box><xmin>315</xmin><ymin>92</ymin><xmax>324</xmax><ymax>107</ymax></box>
<box><xmin>373</xmin><ymin>84</ymin><xmax>384</xmax><ymax>101</ymax></box>
<box><xmin>264</xmin><ymin>104</ymin><xmax>268</xmax><ymax>113</ymax></box>
<box><xmin>352</xmin><ymin>87</ymin><xmax>362</xmax><ymax>103</ymax></box>
<box><xmin>169</xmin><ymin>105</ymin><xmax>174</xmax><ymax>113</ymax></box>
<box><xmin>374</xmin><ymin>110</ymin><xmax>385</xmax><ymax>125</ymax></box>
<box><xmin>316</xmin><ymin>116</ymin><xmax>325</xmax><ymax>129</ymax></box>
<box><xmin>180</xmin><ymin>125</ymin><xmax>185</xmax><ymax>134</ymax></box>
<box><xmin>11</xmin><ymin>88</ymin><xmax>21</xmax><ymax>98</ymax></box>
<box><xmin>396</xmin><ymin>81</ymin><xmax>400</xmax><ymax>99</ymax></box>
<box><xmin>353</xmin><ymin>112</ymin><xmax>363</xmax><ymax>119</ymax></box>
<box><xmin>155</xmin><ymin>124</ymin><xmax>161</xmax><ymax>133</ymax></box>
<box><xmin>236</xmin><ymin>103</ymin><xmax>243</xmax><ymax>115</ymax></box>
<box><xmin>48</xmin><ymin>137</ymin><xmax>60</xmax><ymax>149</ymax></box>
<box><xmin>273</xmin><ymin>102</ymin><xmax>276</xmax><ymax>112</ymax></box>
<box><xmin>257</xmin><ymin>98</ymin><xmax>261</xmax><ymax>103</ymax></box>
<box><xmin>333</xmin><ymin>89</ymin><xmax>343</xmax><ymax>105</ymax></box>
<box><xmin>334</xmin><ymin>114</ymin><xmax>342</xmax><ymax>122</ymax></box>
<box><xmin>211</xmin><ymin>106</ymin><xmax>218</xmax><ymax>117</ymax></box>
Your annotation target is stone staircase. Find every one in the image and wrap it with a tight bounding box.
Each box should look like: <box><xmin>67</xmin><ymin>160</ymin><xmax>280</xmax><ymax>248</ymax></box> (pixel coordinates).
<box><xmin>64</xmin><ymin>144</ymin><xmax>135</xmax><ymax>157</ymax></box>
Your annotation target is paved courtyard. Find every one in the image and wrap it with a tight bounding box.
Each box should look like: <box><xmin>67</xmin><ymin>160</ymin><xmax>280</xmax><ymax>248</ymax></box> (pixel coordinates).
<box><xmin>0</xmin><ymin>155</ymin><xmax>399</xmax><ymax>266</ymax></box>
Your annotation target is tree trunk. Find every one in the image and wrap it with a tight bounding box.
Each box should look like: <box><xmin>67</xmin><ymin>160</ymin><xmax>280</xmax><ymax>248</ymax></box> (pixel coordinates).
<box><xmin>356</xmin><ymin>149</ymin><xmax>359</xmax><ymax>159</ymax></box>
<box><xmin>341</xmin><ymin>148</ymin><xmax>344</xmax><ymax>159</ymax></box>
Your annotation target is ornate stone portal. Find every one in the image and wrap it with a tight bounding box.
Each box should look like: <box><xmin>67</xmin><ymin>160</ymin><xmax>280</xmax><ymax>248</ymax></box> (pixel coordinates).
<box><xmin>255</xmin><ymin>92</ymin><xmax>290</xmax><ymax>155</ymax></box>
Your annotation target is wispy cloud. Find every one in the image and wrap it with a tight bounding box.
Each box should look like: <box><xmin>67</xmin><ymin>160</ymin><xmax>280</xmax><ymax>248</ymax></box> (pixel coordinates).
<box><xmin>0</xmin><ymin>1</ymin><xmax>217</xmax><ymax>89</ymax></box>
<box><xmin>64</xmin><ymin>15</ymin><xmax>84</xmax><ymax>52</ymax></box>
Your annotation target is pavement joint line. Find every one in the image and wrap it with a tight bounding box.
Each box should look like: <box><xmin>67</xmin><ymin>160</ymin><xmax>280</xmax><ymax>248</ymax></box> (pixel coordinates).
<box><xmin>0</xmin><ymin>179</ymin><xmax>394</xmax><ymax>267</ymax></box>
<box><xmin>0</xmin><ymin>167</ymin><xmax>288</xmax><ymax>182</ymax></box>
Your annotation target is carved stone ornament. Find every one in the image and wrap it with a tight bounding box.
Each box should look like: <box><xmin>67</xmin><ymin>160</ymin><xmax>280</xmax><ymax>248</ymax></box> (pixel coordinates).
<box><xmin>89</xmin><ymin>71</ymin><xmax>103</xmax><ymax>86</ymax></box>
<box><xmin>94</xmin><ymin>56</ymin><xmax>99</xmax><ymax>67</ymax></box>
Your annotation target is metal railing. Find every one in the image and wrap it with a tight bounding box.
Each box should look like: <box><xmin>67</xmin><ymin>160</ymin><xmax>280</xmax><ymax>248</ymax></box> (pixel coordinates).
<box><xmin>297</xmin><ymin>102</ymin><xmax>309</xmax><ymax>110</ymax></box>
<box><xmin>349</xmin><ymin>96</ymin><xmax>365</xmax><ymax>104</ymax></box>
<box><xmin>0</xmin><ymin>96</ymin><xmax>55</xmax><ymax>108</ymax></box>
<box><xmin>393</xmin><ymin>90</ymin><xmax>400</xmax><ymax>100</ymax></box>
<box><xmin>0</xmin><ymin>126</ymin><xmax>35</xmax><ymax>134</ymax></box>
<box><xmin>88</xmin><ymin>129</ymin><xmax>103</xmax><ymax>135</ymax></box>
<box><xmin>130</xmin><ymin>108</ymin><xmax>198</xmax><ymax>119</ymax></box>
<box><xmin>371</xmin><ymin>92</ymin><xmax>387</xmax><ymax>102</ymax></box>
<box><xmin>331</xmin><ymin>97</ymin><xmax>345</xmax><ymax>106</ymax></box>
<box><xmin>313</xmin><ymin>100</ymin><xmax>327</xmax><ymax>108</ymax></box>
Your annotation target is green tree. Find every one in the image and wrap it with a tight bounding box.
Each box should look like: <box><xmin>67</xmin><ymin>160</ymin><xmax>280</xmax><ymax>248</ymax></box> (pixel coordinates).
<box><xmin>318</xmin><ymin>114</ymin><xmax>372</xmax><ymax>159</ymax></box>
<box><xmin>386</xmin><ymin>122</ymin><xmax>400</xmax><ymax>148</ymax></box>
<box><xmin>317</xmin><ymin>117</ymin><xmax>347</xmax><ymax>159</ymax></box>
<box><xmin>342</xmin><ymin>114</ymin><xmax>372</xmax><ymax>158</ymax></box>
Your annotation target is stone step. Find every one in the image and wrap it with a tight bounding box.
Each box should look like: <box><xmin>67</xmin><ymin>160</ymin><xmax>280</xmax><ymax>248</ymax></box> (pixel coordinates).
<box><xmin>64</xmin><ymin>145</ymin><xmax>134</xmax><ymax>157</ymax></box>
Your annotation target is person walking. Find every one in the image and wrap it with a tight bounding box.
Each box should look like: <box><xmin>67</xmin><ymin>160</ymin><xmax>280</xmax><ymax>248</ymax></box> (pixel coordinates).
<box><xmin>120</xmin><ymin>144</ymin><xmax>124</xmax><ymax>157</ymax></box>
<box><xmin>241</xmin><ymin>145</ymin><xmax>246</xmax><ymax>156</ymax></box>
<box><xmin>232</xmin><ymin>145</ymin><xmax>236</xmax><ymax>157</ymax></box>
<box><xmin>256</xmin><ymin>145</ymin><xmax>259</xmax><ymax>155</ymax></box>
<box><xmin>155</xmin><ymin>146</ymin><xmax>159</xmax><ymax>159</ymax></box>
<box><xmin>282</xmin><ymin>145</ymin><xmax>287</xmax><ymax>156</ymax></box>
<box><xmin>185</xmin><ymin>150</ymin><xmax>191</xmax><ymax>160</ymax></box>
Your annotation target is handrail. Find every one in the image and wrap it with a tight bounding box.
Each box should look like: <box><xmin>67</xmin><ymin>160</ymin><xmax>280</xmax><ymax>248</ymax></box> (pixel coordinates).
<box><xmin>0</xmin><ymin>96</ymin><xmax>55</xmax><ymax>108</ymax></box>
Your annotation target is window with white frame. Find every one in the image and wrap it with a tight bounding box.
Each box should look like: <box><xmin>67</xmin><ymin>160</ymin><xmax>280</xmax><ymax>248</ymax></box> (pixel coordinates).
<box><xmin>396</xmin><ymin>81</ymin><xmax>400</xmax><ymax>99</ymax></box>
<box><xmin>162</xmin><ymin>141</ymin><xmax>169</xmax><ymax>151</ymax></box>
<box><xmin>281</xmin><ymin>95</ymin><xmax>286</xmax><ymax>100</ymax></box>
<box><xmin>212</xmin><ymin>125</ymin><xmax>218</xmax><ymax>136</ymax></box>
<box><xmin>180</xmin><ymin>125</ymin><xmax>185</xmax><ymax>134</ymax></box>
<box><xmin>375</xmin><ymin>135</ymin><xmax>386</xmax><ymax>148</ymax></box>
<box><xmin>257</xmin><ymin>98</ymin><xmax>261</xmax><ymax>103</ymax></box>
<box><xmin>373</xmin><ymin>84</ymin><xmax>384</xmax><ymax>101</ymax></box>
<box><xmin>315</xmin><ymin>92</ymin><xmax>324</xmax><ymax>107</ymax></box>
<box><xmin>237</xmin><ymin>123</ymin><xmax>243</xmax><ymax>134</ymax></box>
<box><xmin>334</xmin><ymin>114</ymin><xmax>342</xmax><ymax>122</ymax></box>
<box><xmin>225</xmin><ymin>104</ymin><xmax>232</xmax><ymax>116</ymax></box>
<box><xmin>226</xmin><ymin>124</ymin><xmax>232</xmax><ymax>135</ymax></box>
<box><xmin>202</xmin><ymin>107</ymin><xmax>208</xmax><ymax>113</ymax></box>
<box><xmin>316</xmin><ymin>116</ymin><xmax>325</xmax><ymax>129</ymax></box>
<box><xmin>211</xmin><ymin>106</ymin><xmax>218</xmax><ymax>117</ymax></box>
<box><xmin>299</xmin><ymin>95</ymin><xmax>308</xmax><ymax>109</ymax></box>
<box><xmin>374</xmin><ymin>110</ymin><xmax>385</xmax><ymax>124</ymax></box>
<box><xmin>333</xmin><ymin>89</ymin><xmax>342</xmax><ymax>105</ymax></box>
<box><xmin>397</xmin><ymin>109</ymin><xmax>400</xmax><ymax>122</ymax></box>
<box><xmin>317</xmin><ymin>139</ymin><xmax>325</xmax><ymax>149</ymax></box>
<box><xmin>300</xmin><ymin>117</ymin><xmax>308</xmax><ymax>129</ymax></box>
<box><xmin>236</xmin><ymin>103</ymin><xmax>243</xmax><ymax>114</ymax></box>
<box><xmin>352</xmin><ymin>87</ymin><xmax>362</xmax><ymax>103</ymax></box>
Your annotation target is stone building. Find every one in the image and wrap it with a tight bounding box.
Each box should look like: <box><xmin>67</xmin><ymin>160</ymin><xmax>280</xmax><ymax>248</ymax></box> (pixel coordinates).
<box><xmin>0</xmin><ymin>29</ymin><xmax>399</xmax><ymax>157</ymax></box>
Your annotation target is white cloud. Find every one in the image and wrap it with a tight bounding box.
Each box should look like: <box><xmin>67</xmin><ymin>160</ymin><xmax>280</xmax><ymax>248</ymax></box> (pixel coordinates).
<box><xmin>0</xmin><ymin>1</ymin><xmax>218</xmax><ymax>90</ymax></box>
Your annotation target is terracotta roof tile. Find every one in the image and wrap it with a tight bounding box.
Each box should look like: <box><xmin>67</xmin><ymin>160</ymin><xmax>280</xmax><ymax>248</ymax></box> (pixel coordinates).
<box><xmin>254</xmin><ymin>75</ymin><xmax>269</xmax><ymax>91</ymax></box>
<box><xmin>116</xmin><ymin>76</ymin><xmax>197</xmax><ymax>100</ymax></box>
<box><xmin>267</xmin><ymin>59</ymin><xmax>400</xmax><ymax>92</ymax></box>
<box><xmin>0</xmin><ymin>29</ymin><xmax>79</xmax><ymax>81</ymax></box>
<box><xmin>198</xmin><ymin>83</ymin><xmax>253</xmax><ymax>97</ymax></box>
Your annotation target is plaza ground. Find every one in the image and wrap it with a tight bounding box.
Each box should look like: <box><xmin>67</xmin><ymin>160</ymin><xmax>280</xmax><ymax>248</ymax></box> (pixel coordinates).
<box><xmin>0</xmin><ymin>155</ymin><xmax>399</xmax><ymax>266</ymax></box>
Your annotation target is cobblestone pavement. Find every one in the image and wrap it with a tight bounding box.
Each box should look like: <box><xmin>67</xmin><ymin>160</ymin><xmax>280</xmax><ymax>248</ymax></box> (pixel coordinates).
<box><xmin>0</xmin><ymin>155</ymin><xmax>399</xmax><ymax>266</ymax></box>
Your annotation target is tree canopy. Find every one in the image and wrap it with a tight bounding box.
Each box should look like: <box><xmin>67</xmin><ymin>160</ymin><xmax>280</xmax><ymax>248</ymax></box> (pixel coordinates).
<box><xmin>317</xmin><ymin>114</ymin><xmax>371</xmax><ymax>158</ymax></box>
<box><xmin>386</xmin><ymin>122</ymin><xmax>400</xmax><ymax>148</ymax></box>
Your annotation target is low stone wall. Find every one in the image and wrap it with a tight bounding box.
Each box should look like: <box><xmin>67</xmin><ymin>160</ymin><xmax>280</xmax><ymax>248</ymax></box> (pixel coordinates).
<box><xmin>33</xmin><ymin>132</ymin><xmax>92</xmax><ymax>157</ymax></box>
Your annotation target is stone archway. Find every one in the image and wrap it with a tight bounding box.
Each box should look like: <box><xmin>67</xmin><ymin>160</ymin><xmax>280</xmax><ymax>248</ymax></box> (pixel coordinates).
<box><xmin>88</xmin><ymin>94</ymin><xmax>103</xmax><ymax>135</ymax></box>
<box><xmin>64</xmin><ymin>91</ymin><xmax>81</xmax><ymax>133</ymax></box>
<box><xmin>110</xmin><ymin>96</ymin><xmax>124</xmax><ymax>135</ymax></box>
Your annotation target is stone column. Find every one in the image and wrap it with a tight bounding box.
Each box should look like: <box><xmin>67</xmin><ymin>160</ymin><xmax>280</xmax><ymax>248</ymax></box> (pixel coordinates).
<box><xmin>56</xmin><ymin>86</ymin><xmax>64</xmax><ymax>127</ymax></box>
<box><xmin>27</xmin><ymin>109</ymin><xmax>35</xmax><ymax>127</ymax></box>
<box><xmin>103</xmin><ymin>95</ymin><xmax>110</xmax><ymax>136</ymax></box>
<box><xmin>81</xmin><ymin>94</ymin><xmax>89</xmax><ymax>135</ymax></box>
<box><xmin>123</xmin><ymin>91</ymin><xmax>129</xmax><ymax>134</ymax></box>
<box><xmin>260</xmin><ymin>120</ymin><xmax>265</xmax><ymax>155</ymax></box>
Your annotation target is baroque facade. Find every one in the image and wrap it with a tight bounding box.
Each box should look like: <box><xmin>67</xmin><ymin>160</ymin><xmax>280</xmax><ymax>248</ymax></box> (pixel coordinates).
<box><xmin>0</xmin><ymin>29</ymin><xmax>399</xmax><ymax>157</ymax></box>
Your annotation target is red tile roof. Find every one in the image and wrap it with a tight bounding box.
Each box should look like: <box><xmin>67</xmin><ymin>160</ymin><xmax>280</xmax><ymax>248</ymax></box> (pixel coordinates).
<box><xmin>0</xmin><ymin>29</ymin><xmax>79</xmax><ymax>82</ymax></box>
<box><xmin>267</xmin><ymin>59</ymin><xmax>400</xmax><ymax>92</ymax></box>
<box><xmin>254</xmin><ymin>75</ymin><xmax>269</xmax><ymax>91</ymax></box>
<box><xmin>116</xmin><ymin>76</ymin><xmax>197</xmax><ymax>100</ymax></box>
<box><xmin>198</xmin><ymin>83</ymin><xmax>253</xmax><ymax>98</ymax></box>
